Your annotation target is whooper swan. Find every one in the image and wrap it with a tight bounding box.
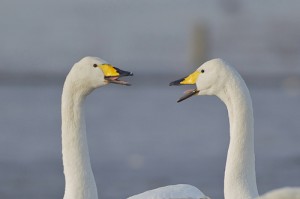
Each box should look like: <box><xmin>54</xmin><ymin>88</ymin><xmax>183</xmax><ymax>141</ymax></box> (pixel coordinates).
<box><xmin>61</xmin><ymin>57</ymin><xmax>132</xmax><ymax>199</ymax></box>
<box><xmin>61</xmin><ymin>56</ymin><xmax>209</xmax><ymax>199</ymax></box>
<box><xmin>170</xmin><ymin>58</ymin><xmax>300</xmax><ymax>199</ymax></box>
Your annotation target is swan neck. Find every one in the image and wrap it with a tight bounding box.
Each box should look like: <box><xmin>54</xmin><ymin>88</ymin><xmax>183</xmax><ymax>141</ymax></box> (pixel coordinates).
<box><xmin>219</xmin><ymin>74</ymin><xmax>258</xmax><ymax>199</ymax></box>
<box><xmin>61</xmin><ymin>79</ymin><xmax>98</xmax><ymax>199</ymax></box>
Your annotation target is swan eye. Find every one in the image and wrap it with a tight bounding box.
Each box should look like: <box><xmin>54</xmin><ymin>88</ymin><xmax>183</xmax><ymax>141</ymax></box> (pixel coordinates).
<box><xmin>93</xmin><ymin>64</ymin><xmax>98</xmax><ymax>68</ymax></box>
<box><xmin>201</xmin><ymin>69</ymin><xmax>205</xmax><ymax>73</ymax></box>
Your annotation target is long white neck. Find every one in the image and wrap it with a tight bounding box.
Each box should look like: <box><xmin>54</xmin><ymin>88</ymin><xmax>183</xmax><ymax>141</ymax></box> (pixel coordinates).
<box><xmin>61</xmin><ymin>77</ymin><xmax>98</xmax><ymax>199</ymax></box>
<box><xmin>217</xmin><ymin>70</ymin><xmax>259</xmax><ymax>199</ymax></box>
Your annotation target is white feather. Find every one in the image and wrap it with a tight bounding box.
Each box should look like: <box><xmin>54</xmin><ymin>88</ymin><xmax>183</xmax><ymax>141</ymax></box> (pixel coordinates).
<box><xmin>128</xmin><ymin>184</ymin><xmax>209</xmax><ymax>199</ymax></box>
<box><xmin>186</xmin><ymin>59</ymin><xmax>300</xmax><ymax>199</ymax></box>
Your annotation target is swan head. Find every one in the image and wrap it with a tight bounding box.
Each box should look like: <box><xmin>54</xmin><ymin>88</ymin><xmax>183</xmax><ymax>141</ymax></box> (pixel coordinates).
<box><xmin>66</xmin><ymin>56</ymin><xmax>133</xmax><ymax>92</ymax></box>
<box><xmin>170</xmin><ymin>58</ymin><xmax>230</xmax><ymax>102</ymax></box>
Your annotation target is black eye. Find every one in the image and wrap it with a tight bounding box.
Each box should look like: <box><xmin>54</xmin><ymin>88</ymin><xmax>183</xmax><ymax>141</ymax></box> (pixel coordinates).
<box><xmin>201</xmin><ymin>69</ymin><xmax>205</xmax><ymax>73</ymax></box>
<box><xmin>93</xmin><ymin>64</ymin><xmax>97</xmax><ymax>68</ymax></box>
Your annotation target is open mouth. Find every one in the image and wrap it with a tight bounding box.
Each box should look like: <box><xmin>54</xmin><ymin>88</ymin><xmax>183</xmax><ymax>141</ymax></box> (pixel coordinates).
<box><xmin>101</xmin><ymin>65</ymin><xmax>133</xmax><ymax>86</ymax></box>
<box><xmin>105</xmin><ymin>76</ymin><xmax>132</xmax><ymax>86</ymax></box>
<box><xmin>176</xmin><ymin>88</ymin><xmax>199</xmax><ymax>103</ymax></box>
<box><xmin>169</xmin><ymin>77</ymin><xmax>199</xmax><ymax>103</ymax></box>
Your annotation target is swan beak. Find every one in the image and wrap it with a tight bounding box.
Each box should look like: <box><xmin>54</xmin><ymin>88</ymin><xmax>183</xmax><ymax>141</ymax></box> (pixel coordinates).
<box><xmin>169</xmin><ymin>70</ymin><xmax>200</xmax><ymax>85</ymax></box>
<box><xmin>169</xmin><ymin>70</ymin><xmax>200</xmax><ymax>102</ymax></box>
<box><xmin>176</xmin><ymin>89</ymin><xmax>199</xmax><ymax>103</ymax></box>
<box><xmin>100</xmin><ymin>64</ymin><xmax>133</xmax><ymax>86</ymax></box>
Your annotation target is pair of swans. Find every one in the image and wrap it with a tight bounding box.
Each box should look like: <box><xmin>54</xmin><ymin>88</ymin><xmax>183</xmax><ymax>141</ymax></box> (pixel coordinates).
<box><xmin>62</xmin><ymin>57</ymin><xmax>300</xmax><ymax>199</ymax></box>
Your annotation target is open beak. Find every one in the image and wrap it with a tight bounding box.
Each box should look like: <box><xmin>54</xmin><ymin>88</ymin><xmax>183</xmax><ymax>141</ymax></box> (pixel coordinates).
<box><xmin>169</xmin><ymin>70</ymin><xmax>200</xmax><ymax>103</ymax></box>
<box><xmin>100</xmin><ymin>64</ymin><xmax>133</xmax><ymax>86</ymax></box>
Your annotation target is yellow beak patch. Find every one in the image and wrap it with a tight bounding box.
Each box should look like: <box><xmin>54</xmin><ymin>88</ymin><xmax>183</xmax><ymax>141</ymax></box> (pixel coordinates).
<box><xmin>180</xmin><ymin>70</ymin><xmax>200</xmax><ymax>84</ymax></box>
<box><xmin>100</xmin><ymin>64</ymin><xmax>120</xmax><ymax>77</ymax></box>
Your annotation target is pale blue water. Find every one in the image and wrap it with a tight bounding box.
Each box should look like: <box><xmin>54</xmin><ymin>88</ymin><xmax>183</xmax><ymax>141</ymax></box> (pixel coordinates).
<box><xmin>0</xmin><ymin>84</ymin><xmax>299</xmax><ymax>199</ymax></box>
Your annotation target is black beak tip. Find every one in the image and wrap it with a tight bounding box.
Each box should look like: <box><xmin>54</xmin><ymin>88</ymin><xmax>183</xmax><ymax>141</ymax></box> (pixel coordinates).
<box><xmin>169</xmin><ymin>79</ymin><xmax>183</xmax><ymax>86</ymax></box>
<box><xmin>176</xmin><ymin>97</ymin><xmax>186</xmax><ymax>103</ymax></box>
<box><xmin>120</xmin><ymin>70</ymin><xmax>133</xmax><ymax>77</ymax></box>
<box><xmin>113</xmin><ymin>67</ymin><xmax>133</xmax><ymax>77</ymax></box>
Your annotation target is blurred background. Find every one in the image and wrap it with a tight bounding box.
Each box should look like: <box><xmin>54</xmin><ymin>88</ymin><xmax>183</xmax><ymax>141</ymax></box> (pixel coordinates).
<box><xmin>1</xmin><ymin>0</ymin><xmax>300</xmax><ymax>198</ymax></box>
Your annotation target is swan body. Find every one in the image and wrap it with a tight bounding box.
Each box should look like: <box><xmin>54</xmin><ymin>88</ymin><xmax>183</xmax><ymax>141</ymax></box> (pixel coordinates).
<box><xmin>257</xmin><ymin>187</ymin><xmax>300</xmax><ymax>199</ymax></box>
<box><xmin>170</xmin><ymin>58</ymin><xmax>300</xmax><ymax>199</ymax></box>
<box><xmin>127</xmin><ymin>184</ymin><xmax>209</xmax><ymax>199</ymax></box>
<box><xmin>61</xmin><ymin>56</ymin><xmax>132</xmax><ymax>199</ymax></box>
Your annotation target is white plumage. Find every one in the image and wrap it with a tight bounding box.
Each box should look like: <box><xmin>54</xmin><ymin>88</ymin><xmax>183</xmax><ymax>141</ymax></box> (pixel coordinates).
<box><xmin>62</xmin><ymin>57</ymin><xmax>133</xmax><ymax>199</ymax></box>
<box><xmin>61</xmin><ymin>57</ymin><xmax>208</xmax><ymax>199</ymax></box>
<box><xmin>257</xmin><ymin>187</ymin><xmax>300</xmax><ymax>199</ymax></box>
<box><xmin>128</xmin><ymin>184</ymin><xmax>209</xmax><ymax>199</ymax></box>
<box><xmin>170</xmin><ymin>59</ymin><xmax>300</xmax><ymax>199</ymax></box>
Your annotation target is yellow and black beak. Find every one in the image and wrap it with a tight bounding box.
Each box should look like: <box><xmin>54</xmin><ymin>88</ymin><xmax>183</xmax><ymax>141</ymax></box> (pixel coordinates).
<box><xmin>169</xmin><ymin>70</ymin><xmax>200</xmax><ymax>103</ymax></box>
<box><xmin>100</xmin><ymin>64</ymin><xmax>133</xmax><ymax>86</ymax></box>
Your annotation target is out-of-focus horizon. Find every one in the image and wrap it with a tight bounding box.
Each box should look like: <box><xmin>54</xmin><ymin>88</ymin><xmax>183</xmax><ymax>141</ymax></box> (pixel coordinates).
<box><xmin>1</xmin><ymin>1</ymin><xmax>300</xmax><ymax>80</ymax></box>
<box><xmin>0</xmin><ymin>1</ymin><xmax>300</xmax><ymax>199</ymax></box>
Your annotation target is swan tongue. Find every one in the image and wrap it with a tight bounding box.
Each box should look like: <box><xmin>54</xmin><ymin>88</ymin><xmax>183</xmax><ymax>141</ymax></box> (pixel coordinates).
<box><xmin>177</xmin><ymin>89</ymin><xmax>199</xmax><ymax>103</ymax></box>
<box><xmin>105</xmin><ymin>76</ymin><xmax>131</xmax><ymax>86</ymax></box>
